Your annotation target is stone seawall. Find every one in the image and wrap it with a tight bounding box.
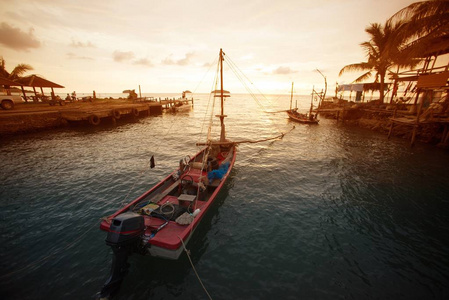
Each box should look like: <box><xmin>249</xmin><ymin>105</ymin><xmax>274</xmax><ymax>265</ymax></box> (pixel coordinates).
<box><xmin>0</xmin><ymin>111</ymin><xmax>66</xmax><ymax>136</ymax></box>
<box><xmin>0</xmin><ymin>100</ymin><xmax>164</xmax><ymax>137</ymax></box>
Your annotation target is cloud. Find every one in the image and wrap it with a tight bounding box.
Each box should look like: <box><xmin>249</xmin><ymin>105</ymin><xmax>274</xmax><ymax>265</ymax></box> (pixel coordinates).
<box><xmin>273</xmin><ymin>66</ymin><xmax>297</xmax><ymax>75</ymax></box>
<box><xmin>67</xmin><ymin>52</ymin><xmax>93</xmax><ymax>60</ymax></box>
<box><xmin>162</xmin><ymin>52</ymin><xmax>195</xmax><ymax>66</ymax></box>
<box><xmin>0</xmin><ymin>22</ymin><xmax>41</xmax><ymax>51</ymax></box>
<box><xmin>133</xmin><ymin>58</ymin><xmax>153</xmax><ymax>66</ymax></box>
<box><xmin>113</xmin><ymin>50</ymin><xmax>152</xmax><ymax>66</ymax></box>
<box><xmin>70</xmin><ymin>39</ymin><xmax>96</xmax><ymax>48</ymax></box>
<box><xmin>113</xmin><ymin>50</ymin><xmax>135</xmax><ymax>62</ymax></box>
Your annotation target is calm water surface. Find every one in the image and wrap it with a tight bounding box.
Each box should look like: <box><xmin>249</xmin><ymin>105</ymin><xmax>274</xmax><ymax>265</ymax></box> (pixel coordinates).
<box><xmin>1</xmin><ymin>94</ymin><xmax>449</xmax><ymax>299</ymax></box>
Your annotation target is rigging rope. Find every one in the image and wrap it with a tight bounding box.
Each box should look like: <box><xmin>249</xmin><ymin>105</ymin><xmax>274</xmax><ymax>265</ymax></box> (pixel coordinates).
<box><xmin>223</xmin><ymin>54</ymin><xmax>287</xmax><ymax>136</ymax></box>
<box><xmin>225</xmin><ymin>54</ymin><xmax>277</xmax><ymax>110</ymax></box>
<box><xmin>191</xmin><ymin>55</ymin><xmax>218</xmax><ymax>96</ymax></box>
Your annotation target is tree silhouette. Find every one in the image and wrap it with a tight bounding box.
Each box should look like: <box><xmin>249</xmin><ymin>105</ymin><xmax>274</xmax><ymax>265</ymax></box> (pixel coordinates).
<box><xmin>339</xmin><ymin>21</ymin><xmax>415</xmax><ymax>103</ymax></box>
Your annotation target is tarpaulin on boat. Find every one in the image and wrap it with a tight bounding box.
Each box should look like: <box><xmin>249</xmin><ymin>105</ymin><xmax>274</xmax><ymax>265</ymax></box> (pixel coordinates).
<box><xmin>207</xmin><ymin>162</ymin><xmax>230</xmax><ymax>182</ymax></box>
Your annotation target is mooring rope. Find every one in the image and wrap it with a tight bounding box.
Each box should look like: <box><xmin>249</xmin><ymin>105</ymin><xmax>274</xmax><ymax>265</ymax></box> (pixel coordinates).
<box><xmin>178</xmin><ymin>236</ymin><xmax>213</xmax><ymax>300</ymax></box>
<box><xmin>234</xmin><ymin>125</ymin><xmax>295</xmax><ymax>144</ymax></box>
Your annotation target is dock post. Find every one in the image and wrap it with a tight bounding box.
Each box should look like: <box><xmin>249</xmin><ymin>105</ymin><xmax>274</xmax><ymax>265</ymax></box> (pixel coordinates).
<box><xmin>411</xmin><ymin>125</ymin><xmax>418</xmax><ymax>147</ymax></box>
<box><xmin>442</xmin><ymin>125</ymin><xmax>449</xmax><ymax>145</ymax></box>
<box><xmin>387</xmin><ymin>122</ymin><xmax>394</xmax><ymax>139</ymax></box>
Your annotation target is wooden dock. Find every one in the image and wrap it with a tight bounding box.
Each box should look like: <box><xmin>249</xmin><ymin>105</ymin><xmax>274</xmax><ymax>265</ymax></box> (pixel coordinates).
<box><xmin>60</xmin><ymin>103</ymin><xmax>154</xmax><ymax>125</ymax></box>
<box><xmin>316</xmin><ymin>107</ymin><xmax>356</xmax><ymax>123</ymax></box>
<box><xmin>388</xmin><ymin>115</ymin><xmax>449</xmax><ymax>146</ymax></box>
<box><xmin>0</xmin><ymin>96</ymin><xmax>197</xmax><ymax>136</ymax></box>
<box><xmin>317</xmin><ymin>102</ymin><xmax>449</xmax><ymax>147</ymax></box>
<box><xmin>0</xmin><ymin>100</ymin><xmax>164</xmax><ymax>136</ymax></box>
<box><xmin>150</xmin><ymin>98</ymin><xmax>194</xmax><ymax>111</ymax></box>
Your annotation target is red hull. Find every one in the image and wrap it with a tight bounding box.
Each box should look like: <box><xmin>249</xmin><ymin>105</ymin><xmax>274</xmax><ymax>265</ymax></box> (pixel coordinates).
<box><xmin>100</xmin><ymin>144</ymin><xmax>236</xmax><ymax>259</ymax></box>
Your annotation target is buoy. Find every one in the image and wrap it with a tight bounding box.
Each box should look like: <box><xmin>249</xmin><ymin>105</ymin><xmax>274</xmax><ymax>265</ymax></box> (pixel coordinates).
<box><xmin>88</xmin><ymin>114</ymin><xmax>101</xmax><ymax>125</ymax></box>
<box><xmin>132</xmin><ymin>108</ymin><xmax>139</xmax><ymax>117</ymax></box>
<box><xmin>112</xmin><ymin>109</ymin><xmax>121</xmax><ymax>119</ymax></box>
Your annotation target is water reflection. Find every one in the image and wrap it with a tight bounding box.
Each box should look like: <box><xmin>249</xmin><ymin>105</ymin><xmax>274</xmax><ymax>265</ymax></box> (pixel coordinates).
<box><xmin>1</xmin><ymin>94</ymin><xmax>448</xmax><ymax>299</ymax></box>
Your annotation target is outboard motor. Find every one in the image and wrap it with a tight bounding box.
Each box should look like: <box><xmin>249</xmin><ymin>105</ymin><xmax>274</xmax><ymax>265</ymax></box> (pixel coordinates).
<box><xmin>100</xmin><ymin>212</ymin><xmax>145</xmax><ymax>299</ymax></box>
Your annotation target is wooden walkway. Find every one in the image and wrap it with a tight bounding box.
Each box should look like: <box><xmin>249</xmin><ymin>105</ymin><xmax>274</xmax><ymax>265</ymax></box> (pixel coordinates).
<box><xmin>388</xmin><ymin>115</ymin><xmax>449</xmax><ymax>146</ymax></box>
<box><xmin>317</xmin><ymin>104</ymin><xmax>449</xmax><ymax>147</ymax></box>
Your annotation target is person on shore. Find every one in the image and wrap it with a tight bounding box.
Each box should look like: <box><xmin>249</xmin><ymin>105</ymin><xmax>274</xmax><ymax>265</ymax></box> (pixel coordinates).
<box><xmin>72</xmin><ymin>91</ymin><xmax>77</xmax><ymax>101</ymax></box>
<box><xmin>65</xmin><ymin>94</ymin><xmax>71</xmax><ymax>101</ymax></box>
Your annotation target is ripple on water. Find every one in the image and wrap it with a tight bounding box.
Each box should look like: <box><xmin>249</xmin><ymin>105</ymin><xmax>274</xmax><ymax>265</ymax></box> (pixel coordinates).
<box><xmin>1</xmin><ymin>94</ymin><xmax>449</xmax><ymax>299</ymax></box>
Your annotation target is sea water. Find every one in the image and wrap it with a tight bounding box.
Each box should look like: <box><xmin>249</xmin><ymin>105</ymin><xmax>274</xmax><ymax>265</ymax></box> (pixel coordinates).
<box><xmin>1</xmin><ymin>93</ymin><xmax>448</xmax><ymax>299</ymax></box>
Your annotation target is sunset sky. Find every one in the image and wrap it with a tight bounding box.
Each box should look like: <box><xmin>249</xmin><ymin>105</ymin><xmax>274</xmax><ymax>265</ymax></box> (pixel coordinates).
<box><xmin>0</xmin><ymin>0</ymin><xmax>433</xmax><ymax>95</ymax></box>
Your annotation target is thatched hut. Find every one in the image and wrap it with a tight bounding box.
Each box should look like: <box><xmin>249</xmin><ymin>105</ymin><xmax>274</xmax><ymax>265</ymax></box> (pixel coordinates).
<box><xmin>15</xmin><ymin>75</ymin><xmax>64</xmax><ymax>101</ymax></box>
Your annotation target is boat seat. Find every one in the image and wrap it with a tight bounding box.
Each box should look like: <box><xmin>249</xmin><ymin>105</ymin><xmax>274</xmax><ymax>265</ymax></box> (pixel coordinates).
<box><xmin>149</xmin><ymin>179</ymin><xmax>180</xmax><ymax>204</ymax></box>
<box><xmin>178</xmin><ymin>194</ymin><xmax>196</xmax><ymax>206</ymax></box>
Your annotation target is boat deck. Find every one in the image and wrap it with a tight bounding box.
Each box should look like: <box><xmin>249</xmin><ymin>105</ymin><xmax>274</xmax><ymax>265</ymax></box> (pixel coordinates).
<box><xmin>99</xmin><ymin>146</ymin><xmax>235</xmax><ymax>257</ymax></box>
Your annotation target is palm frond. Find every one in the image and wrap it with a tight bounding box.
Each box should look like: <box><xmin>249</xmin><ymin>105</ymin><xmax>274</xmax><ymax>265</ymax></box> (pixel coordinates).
<box><xmin>339</xmin><ymin>62</ymin><xmax>372</xmax><ymax>76</ymax></box>
<box><xmin>352</xmin><ymin>71</ymin><xmax>372</xmax><ymax>83</ymax></box>
<box><xmin>10</xmin><ymin>64</ymin><xmax>33</xmax><ymax>79</ymax></box>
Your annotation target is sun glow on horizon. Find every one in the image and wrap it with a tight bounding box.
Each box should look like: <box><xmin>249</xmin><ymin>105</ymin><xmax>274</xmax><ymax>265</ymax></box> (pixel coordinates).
<box><xmin>0</xmin><ymin>0</ymin><xmax>431</xmax><ymax>95</ymax></box>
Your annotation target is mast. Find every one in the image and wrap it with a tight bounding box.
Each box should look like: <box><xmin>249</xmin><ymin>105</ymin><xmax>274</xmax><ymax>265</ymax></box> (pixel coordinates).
<box><xmin>316</xmin><ymin>69</ymin><xmax>327</xmax><ymax>109</ymax></box>
<box><xmin>290</xmin><ymin>82</ymin><xmax>293</xmax><ymax>110</ymax></box>
<box><xmin>218</xmin><ymin>48</ymin><xmax>226</xmax><ymax>142</ymax></box>
<box><xmin>309</xmin><ymin>85</ymin><xmax>314</xmax><ymax>118</ymax></box>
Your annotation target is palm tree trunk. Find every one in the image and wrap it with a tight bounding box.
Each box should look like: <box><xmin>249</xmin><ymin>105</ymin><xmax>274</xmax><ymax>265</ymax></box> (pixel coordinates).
<box><xmin>379</xmin><ymin>71</ymin><xmax>386</xmax><ymax>104</ymax></box>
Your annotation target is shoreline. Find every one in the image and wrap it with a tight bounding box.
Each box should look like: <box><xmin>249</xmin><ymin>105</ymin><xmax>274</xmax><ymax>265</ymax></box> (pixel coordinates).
<box><xmin>2</xmin><ymin>98</ymin><xmax>449</xmax><ymax>149</ymax></box>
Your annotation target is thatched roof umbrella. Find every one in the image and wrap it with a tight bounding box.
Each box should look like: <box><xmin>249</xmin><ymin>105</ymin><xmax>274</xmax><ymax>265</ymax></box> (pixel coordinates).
<box><xmin>0</xmin><ymin>76</ymin><xmax>22</xmax><ymax>96</ymax></box>
<box><xmin>0</xmin><ymin>76</ymin><xmax>20</xmax><ymax>88</ymax></box>
<box><xmin>15</xmin><ymin>74</ymin><xmax>64</xmax><ymax>100</ymax></box>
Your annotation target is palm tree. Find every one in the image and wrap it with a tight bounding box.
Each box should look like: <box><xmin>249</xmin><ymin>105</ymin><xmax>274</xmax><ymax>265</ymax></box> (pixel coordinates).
<box><xmin>0</xmin><ymin>56</ymin><xmax>33</xmax><ymax>80</ymax></box>
<box><xmin>339</xmin><ymin>21</ymin><xmax>415</xmax><ymax>104</ymax></box>
<box><xmin>0</xmin><ymin>57</ymin><xmax>8</xmax><ymax>78</ymax></box>
<box><xmin>388</xmin><ymin>0</ymin><xmax>449</xmax><ymax>60</ymax></box>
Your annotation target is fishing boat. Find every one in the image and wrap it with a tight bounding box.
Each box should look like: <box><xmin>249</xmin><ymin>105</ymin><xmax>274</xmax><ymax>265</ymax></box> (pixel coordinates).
<box><xmin>286</xmin><ymin>82</ymin><xmax>319</xmax><ymax>124</ymax></box>
<box><xmin>98</xmin><ymin>49</ymin><xmax>294</xmax><ymax>299</ymax></box>
<box><xmin>98</xmin><ymin>49</ymin><xmax>237</xmax><ymax>298</ymax></box>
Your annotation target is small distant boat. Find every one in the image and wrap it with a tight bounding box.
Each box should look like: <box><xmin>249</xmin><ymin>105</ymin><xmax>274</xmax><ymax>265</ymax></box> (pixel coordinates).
<box><xmin>181</xmin><ymin>90</ymin><xmax>192</xmax><ymax>99</ymax></box>
<box><xmin>171</xmin><ymin>90</ymin><xmax>193</xmax><ymax>112</ymax></box>
<box><xmin>286</xmin><ymin>82</ymin><xmax>319</xmax><ymax>124</ymax></box>
<box><xmin>173</xmin><ymin>101</ymin><xmax>191</xmax><ymax>112</ymax></box>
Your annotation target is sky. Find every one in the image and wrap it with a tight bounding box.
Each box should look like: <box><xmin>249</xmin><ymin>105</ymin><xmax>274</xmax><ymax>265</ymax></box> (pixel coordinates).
<box><xmin>0</xmin><ymin>0</ymin><xmax>431</xmax><ymax>95</ymax></box>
